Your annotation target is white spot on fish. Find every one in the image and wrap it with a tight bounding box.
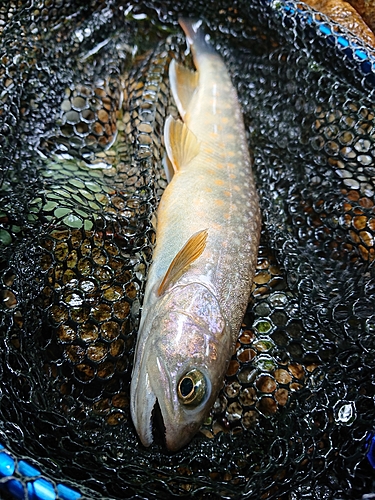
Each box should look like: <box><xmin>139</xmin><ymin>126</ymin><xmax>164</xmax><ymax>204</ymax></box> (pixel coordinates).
<box><xmin>212</xmin><ymin>84</ymin><xmax>217</xmax><ymax>116</ymax></box>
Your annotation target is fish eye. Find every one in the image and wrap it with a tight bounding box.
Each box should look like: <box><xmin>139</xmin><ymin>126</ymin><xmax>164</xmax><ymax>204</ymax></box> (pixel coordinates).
<box><xmin>177</xmin><ymin>369</ymin><xmax>206</xmax><ymax>407</ymax></box>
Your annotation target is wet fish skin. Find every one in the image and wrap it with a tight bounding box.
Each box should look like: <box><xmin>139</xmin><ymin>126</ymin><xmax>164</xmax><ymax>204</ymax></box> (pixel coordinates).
<box><xmin>130</xmin><ymin>18</ymin><xmax>261</xmax><ymax>451</ymax></box>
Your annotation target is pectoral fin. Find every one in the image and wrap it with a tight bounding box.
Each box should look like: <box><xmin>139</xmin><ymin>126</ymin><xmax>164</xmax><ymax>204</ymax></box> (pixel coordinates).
<box><xmin>164</xmin><ymin>116</ymin><xmax>200</xmax><ymax>173</ymax></box>
<box><xmin>169</xmin><ymin>59</ymin><xmax>198</xmax><ymax>118</ymax></box>
<box><xmin>157</xmin><ymin>229</ymin><xmax>208</xmax><ymax>296</ymax></box>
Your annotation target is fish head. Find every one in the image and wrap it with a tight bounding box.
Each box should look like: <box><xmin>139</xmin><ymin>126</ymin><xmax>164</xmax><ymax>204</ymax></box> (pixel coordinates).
<box><xmin>130</xmin><ymin>282</ymin><xmax>232</xmax><ymax>452</ymax></box>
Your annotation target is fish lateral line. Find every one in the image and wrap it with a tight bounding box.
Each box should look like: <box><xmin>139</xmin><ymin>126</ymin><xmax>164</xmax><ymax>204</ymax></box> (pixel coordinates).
<box><xmin>157</xmin><ymin>229</ymin><xmax>208</xmax><ymax>296</ymax></box>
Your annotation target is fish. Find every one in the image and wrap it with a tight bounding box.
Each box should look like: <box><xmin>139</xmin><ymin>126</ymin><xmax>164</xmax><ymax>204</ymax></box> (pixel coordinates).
<box><xmin>130</xmin><ymin>18</ymin><xmax>261</xmax><ymax>452</ymax></box>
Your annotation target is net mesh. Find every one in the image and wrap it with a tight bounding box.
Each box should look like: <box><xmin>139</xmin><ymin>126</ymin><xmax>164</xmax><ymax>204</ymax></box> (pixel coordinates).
<box><xmin>1</xmin><ymin>0</ymin><xmax>375</xmax><ymax>498</ymax></box>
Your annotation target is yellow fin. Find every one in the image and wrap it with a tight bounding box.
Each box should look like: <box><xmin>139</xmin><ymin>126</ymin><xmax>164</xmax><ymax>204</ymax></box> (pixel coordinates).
<box><xmin>169</xmin><ymin>59</ymin><xmax>198</xmax><ymax>118</ymax></box>
<box><xmin>162</xmin><ymin>152</ymin><xmax>174</xmax><ymax>183</ymax></box>
<box><xmin>164</xmin><ymin>116</ymin><xmax>200</xmax><ymax>173</ymax></box>
<box><xmin>157</xmin><ymin>229</ymin><xmax>208</xmax><ymax>296</ymax></box>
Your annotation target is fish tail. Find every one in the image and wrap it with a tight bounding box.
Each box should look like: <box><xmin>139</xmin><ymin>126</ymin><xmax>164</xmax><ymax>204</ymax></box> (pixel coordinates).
<box><xmin>178</xmin><ymin>18</ymin><xmax>215</xmax><ymax>62</ymax></box>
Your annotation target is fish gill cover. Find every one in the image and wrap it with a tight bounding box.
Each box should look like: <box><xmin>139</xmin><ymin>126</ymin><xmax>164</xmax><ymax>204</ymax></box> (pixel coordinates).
<box><xmin>0</xmin><ymin>0</ymin><xmax>374</xmax><ymax>499</ymax></box>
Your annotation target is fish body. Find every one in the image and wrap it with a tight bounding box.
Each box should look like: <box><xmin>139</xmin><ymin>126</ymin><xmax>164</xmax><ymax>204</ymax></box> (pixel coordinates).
<box><xmin>130</xmin><ymin>19</ymin><xmax>261</xmax><ymax>451</ymax></box>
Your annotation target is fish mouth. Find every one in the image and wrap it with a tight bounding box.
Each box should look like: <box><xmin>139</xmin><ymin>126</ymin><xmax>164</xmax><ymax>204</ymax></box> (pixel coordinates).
<box><xmin>131</xmin><ymin>354</ymin><xmax>172</xmax><ymax>449</ymax></box>
<box><xmin>154</xmin><ymin>396</ymin><xmax>203</xmax><ymax>452</ymax></box>
<box><xmin>131</xmin><ymin>380</ymin><xmax>193</xmax><ymax>452</ymax></box>
<box><xmin>151</xmin><ymin>398</ymin><xmax>167</xmax><ymax>448</ymax></box>
<box><xmin>132</xmin><ymin>391</ymin><xmax>177</xmax><ymax>451</ymax></box>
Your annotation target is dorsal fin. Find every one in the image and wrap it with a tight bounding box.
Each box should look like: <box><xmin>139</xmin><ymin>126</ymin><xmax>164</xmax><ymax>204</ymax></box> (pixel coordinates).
<box><xmin>157</xmin><ymin>229</ymin><xmax>208</xmax><ymax>296</ymax></box>
<box><xmin>169</xmin><ymin>59</ymin><xmax>198</xmax><ymax>118</ymax></box>
<box><xmin>164</xmin><ymin>116</ymin><xmax>200</xmax><ymax>174</ymax></box>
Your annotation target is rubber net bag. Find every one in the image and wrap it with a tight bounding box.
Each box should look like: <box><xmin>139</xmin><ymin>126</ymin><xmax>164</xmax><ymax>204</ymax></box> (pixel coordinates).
<box><xmin>0</xmin><ymin>0</ymin><xmax>375</xmax><ymax>499</ymax></box>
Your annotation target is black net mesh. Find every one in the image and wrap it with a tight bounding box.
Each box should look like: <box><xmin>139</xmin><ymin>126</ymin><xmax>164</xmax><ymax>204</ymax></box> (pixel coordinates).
<box><xmin>1</xmin><ymin>0</ymin><xmax>375</xmax><ymax>499</ymax></box>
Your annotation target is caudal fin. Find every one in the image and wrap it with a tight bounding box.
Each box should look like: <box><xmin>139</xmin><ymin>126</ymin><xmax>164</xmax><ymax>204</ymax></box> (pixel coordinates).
<box><xmin>178</xmin><ymin>18</ymin><xmax>202</xmax><ymax>45</ymax></box>
<box><xmin>178</xmin><ymin>18</ymin><xmax>215</xmax><ymax>59</ymax></box>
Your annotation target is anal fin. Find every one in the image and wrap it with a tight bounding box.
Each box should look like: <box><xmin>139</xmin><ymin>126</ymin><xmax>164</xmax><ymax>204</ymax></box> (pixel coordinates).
<box><xmin>162</xmin><ymin>152</ymin><xmax>174</xmax><ymax>183</ymax></box>
<box><xmin>157</xmin><ymin>229</ymin><xmax>208</xmax><ymax>296</ymax></box>
<box><xmin>164</xmin><ymin>116</ymin><xmax>200</xmax><ymax>174</ymax></box>
<box><xmin>169</xmin><ymin>59</ymin><xmax>198</xmax><ymax>119</ymax></box>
